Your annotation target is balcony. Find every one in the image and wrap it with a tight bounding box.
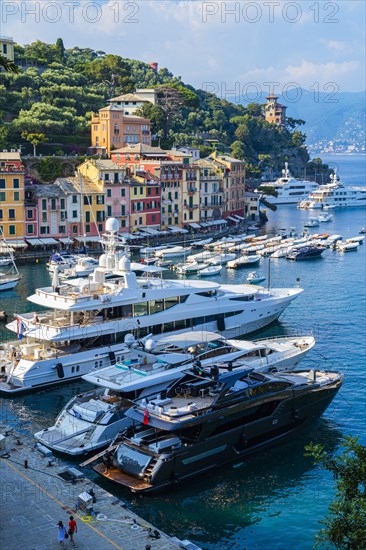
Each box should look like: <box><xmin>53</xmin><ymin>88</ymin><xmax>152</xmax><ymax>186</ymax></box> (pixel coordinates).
<box><xmin>187</xmin><ymin>187</ymin><xmax>197</xmax><ymax>193</ymax></box>
<box><xmin>184</xmin><ymin>204</ymin><xmax>199</xmax><ymax>210</ymax></box>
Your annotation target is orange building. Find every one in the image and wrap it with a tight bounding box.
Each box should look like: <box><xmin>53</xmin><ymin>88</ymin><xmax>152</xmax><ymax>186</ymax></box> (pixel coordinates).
<box><xmin>91</xmin><ymin>105</ymin><xmax>151</xmax><ymax>155</ymax></box>
<box><xmin>264</xmin><ymin>94</ymin><xmax>287</xmax><ymax>126</ymax></box>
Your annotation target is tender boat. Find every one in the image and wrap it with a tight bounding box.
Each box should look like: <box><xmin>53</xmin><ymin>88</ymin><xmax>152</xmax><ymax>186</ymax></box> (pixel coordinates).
<box><xmin>336</xmin><ymin>242</ymin><xmax>359</xmax><ymax>252</ymax></box>
<box><xmin>227</xmin><ymin>255</ymin><xmax>260</xmax><ymax>268</ymax></box>
<box><xmin>47</xmin><ymin>252</ymin><xmax>76</xmax><ymax>273</ymax></box>
<box><xmin>175</xmin><ymin>262</ymin><xmax>207</xmax><ymax>274</ymax></box>
<box><xmin>0</xmin><ymin>219</ymin><xmax>303</xmax><ymax>394</ymax></box>
<box><xmin>304</xmin><ymin>217</ymin><xmax>320</xmax><ymax>228</ymax></box>
<box><xmin>92</xmin><ymin>366</ymin><xmax>343</xmax><ymax>493</ymax></box>
<box><xmin>318</xmin><ymin>213</ymin><xmax>333</xmax><ymax>223</ymax></box>
<box><xmin>155</xmin><ymin>246</ymin><xmax>191</xmax><ymax>259</ymax></box>
<box><xmin>199</xmin><ymin>265</ymin><xmax>222</xmax><ymax>277</ymax></box>
<box><xmin>0</xmin><ymin>235</ymin><xmax>21</xmax><ymax>291</ymax></box>
<box><xmin>247</xmin><ymin>271</ymin><xmax>266</xmax><ymax>284</ymax></box>
<box><xmin>34</xmin><ymin>331</ymin><xmax>316</xmax><ymax>455</ymax></box>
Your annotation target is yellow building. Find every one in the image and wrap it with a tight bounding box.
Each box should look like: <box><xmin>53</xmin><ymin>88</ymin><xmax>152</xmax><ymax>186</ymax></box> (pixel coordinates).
<box><xmin>0</xmin><ymin>36</ymin><xmax>15</xmax><ymax>62</ymax></box>
<box><xmin>0</xmin><ymin>152</ymin><xmax>25</xmax><ymax>244</ymax></box>
<box><xmin>210</xmin><ymin>152</ymin><xmax>246</xmax><ymax>216</ymax></box>
<box><xmin>91</xmin><ymin>105</ymin><xmax>151</xmax><ymax>155</ymax></box>
<box><xmin>66</xmin><ymin>176</ymin><xmax>105</xmax><ymax>237</ymax></box>
<box><xmin>264</xmin><ymin>94</ymin><xmax>287</xmax><ymax>126</ymax></box>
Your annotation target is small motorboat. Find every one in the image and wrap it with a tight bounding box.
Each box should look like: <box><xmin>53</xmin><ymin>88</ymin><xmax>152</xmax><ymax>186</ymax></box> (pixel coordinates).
<box><xmin>176</xmin><ymin>262</ymin><xmax>207</xmax><ymax>274</ymax></box>
<box><xmin>360</xmin><ymin>227</ymin><xmax>366</xmax><ymax>234</ymax></box>
<box><xmin>199</xmin><ymin>265</ymin><xmax>222</xmax><ymax>277</ymax></box>
<box><xmin>287</xmin><ymin>246</ymin><xmax>324</xmax><ymax>260</ymax></box>
<box><xmin>227</xmin><ymin>255</ymin><xmax>260</xmax><ymax>268</ymax></box>
<box><xmin>304</xmin><ymin>217</ymin><xmax>320</xmax><ymax>228</ymax></box>
<box><xmin>345</xmin><ymin>236</ymin><xmax>364</xmax><ymax>245</ymax></box>
<box><xmin>318</xmin><ymin>213</ymin><xmax>333</xmax><ymax>222</ymax></box>
<box><xmin>247</xmin><ymin>271</ymin><xmax>266</xmax><ymax>284</ymax></box>
<box><xmin>337</xmin><ymin>242</ymin><xmax>359</xmax><ymax>252</ymax></box>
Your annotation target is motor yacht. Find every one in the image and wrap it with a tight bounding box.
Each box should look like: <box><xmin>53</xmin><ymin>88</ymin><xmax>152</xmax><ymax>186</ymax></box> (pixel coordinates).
<box><xmin>298</xmin><ymin>172</ymin><xmax>366</xmax><ymax>209</ymax></box>
<box><xmin>0</xmin><ymin>219</ymin><xmax>303</xmax><ymax>394</ymax></box>
<box><xmin>256</xmin><ymin>163</ymin><xmax>319</xmax><ymax>205</ymax></box>
<box><xmin>91</xmin><ymin>366</ymin><xmax>343</xmax><ymax>492</ymax></box>
<box><xmin>34</xmin><ymin>331</ymin><xmax>315</xmax><ymax>455</ymax></box>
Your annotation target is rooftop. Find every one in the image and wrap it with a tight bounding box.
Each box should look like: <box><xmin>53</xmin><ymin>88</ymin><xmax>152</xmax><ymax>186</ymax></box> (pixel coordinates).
<box><xmin>112</xmin><ymin>143</ymin><xmax>166</xmax><ymax>155</ymax></box>
<box><xmin>108</xmin><ymin>93</ymin><xmax>148</xmax><ymax>102</ymax></box>
<box><xmin>0</xmin><ymin>152</ymin><xmax>21</xmax><ymax>161</ymax></box>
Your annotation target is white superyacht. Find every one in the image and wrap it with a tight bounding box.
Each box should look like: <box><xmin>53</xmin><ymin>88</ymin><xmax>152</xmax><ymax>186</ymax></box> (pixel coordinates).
<box><xmin>0</xmin><ymin>218</ymin><xmax>303</xmax><ymax>394</ymax></box>
<box><xmin>257</xmin><ymin>163</ymin><xmax>319</xmax><ymax>205</ymax></box>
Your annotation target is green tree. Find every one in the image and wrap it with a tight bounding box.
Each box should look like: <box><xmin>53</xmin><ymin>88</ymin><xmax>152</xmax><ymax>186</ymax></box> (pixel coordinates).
<box><xmin>55</xmin><ymin>38</ymin><xmax>65</xmax><ymax>64</ymax></box>
<box><xmin>305</xmin><ymin>436</ymin><xmax>366</xmax><ymax>549</ymax></box>
<box><xmin>85</xmin><ymin>55</ymin><xmax>133</xmax><ymax>96</ymax></box>
<box><xmin>0</xmin><ymin>54</ymin><xmax>19</xmax><ymax>73</ymax></box>
<box><xmin>134</xmin><ymin>103</ymin><xmax>166</xmax><ymax>135</ymax></box>
<box><xmin>21</xmin><ymin>131</ymin><xmax>48</xmax><ymax>156</ymax></box>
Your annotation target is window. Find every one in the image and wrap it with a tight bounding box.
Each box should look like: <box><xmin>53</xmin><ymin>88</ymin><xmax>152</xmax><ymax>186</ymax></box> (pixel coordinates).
<box><xmin>72</xmin><ymin>225</ymin><xmax>78</xmax><ymax>233</ymax></box>
<box><xmin>13</xmin><ymin>179</ymin><xmax>20</xmax><ymax>188</ymax></box>
<box><xmin>107</xmin><ymin>189</ymin><xmax>112</xmax><ymax>198</ymax></box>
<box><xmin>96</xmin><ymin>211</ymin><xmax>105</xmax><ymax>222</ymax></box>
<box><xmin>59</xmin><ymin>225</ymin><xmax>66</xmax><ymax>233</ymax></box>
<box><xmin>0</xmin><ymin>179</ymin><xmax>5</xmax><ymax>189</ymax></box>
<box><xmin>40</xmin><ymin>226</ymin><xmax>49</xmax><ymax>234</ymax></box>
<box><xmin>27</xmin><ymin>224</ymin><xmax>34</xmax><ymax>234</ymax></box>
<box><xmin>72</xmin><ymin>195</ymin><xmax>77</xmax><ymax>204</ymax></box>
<box><xmin>14</xmin><ymin>192</ymin><xmax>20</xmax><ymax>201</ymax></box>
<box><xmin>86</xmin><ymin>212</ymin><xmax>90</xmax><ymax>223</ymax></box>
<box><xmin>42</xmin><ymin>199</ymin><xmax>47</xmax><ymax>210</ymax></box>
<box><xmin>0</xmin><ymin>209</ymin><xmax>2</xmax><ymax>219</ymax></box>
<box><xmin>85</xmin><ymin>224</ymin><xmax>90</xmax><ymax>232</ymax></box>
<box><xmin>8</xmin><ymin>208</ymin><xmax>15</xmax><ymax>219</ymax></box>
<box><xmin>121</xmin><ymin>205</ymin><xmax>126</xmax><ymax>215</ymax></box>
<box><xmin>72</xmin><ymin>210</ymin><xmax>77</xmax><ymax>219</ymax></box>
<box><xmin>97</xmin><ymin>195</ymin><xmax>104</xmax><ymax>205</ymax></box>
<box><xmin>3</xmin><ymin>44</ymin><xmax>7</xmax><ymax>54</ymax></box>
<box><xmin>107</xmin><ymin>205</ymin><xmax>112</xmax><ymax>216</ymax></box>
<box><xmin>140</xmin><ymin>187</ymin><xmax>143</xmax><ymax>195</ymax></box>
<box><xmin>121</xmin><ymin>188</ymin><xmax>125</xmax><ymax>197</ymax></box>
<box><xmin>104</xmin><ymin>173</ymin><xmax>110</xmax><ymax>181</ymax></box>
<box><xmin>84</xmin><ymin>196</ymin><xmax>92</xmax><ymax>205</ymax></box>
<box><xmin>0</xmin><ymin>192</ymin><xmax>5</xmax><ymax>201</ymax></box>
<box><xmin>60</xmin><ymin>198</ymin><xmax>65</xmax><ymax>209</ymax></box>
<box><xmin>9</xmin><ymin>225</ymin><xmax>15</xmax><ymax>235</ymax></box>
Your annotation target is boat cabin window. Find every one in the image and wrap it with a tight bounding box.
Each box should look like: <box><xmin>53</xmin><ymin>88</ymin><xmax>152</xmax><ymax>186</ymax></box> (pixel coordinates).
<box><xmin>115</xmin><ymin>444</ymin><xmax>151</xmax><ymax>476</ymax></box>
<box><xmin>248</xmin><ymin>381</ymin><xmax>291</xmax><ymax>397</ymax></box>
<box><xmin>230</xmin><ymin>295</ymin><xmax>254</xmax><ymax>302</ymax></box>
<box><xmin>197</xmin><ymin>290</ymin><xmax>217</xmax><ymax>297</ymax></box>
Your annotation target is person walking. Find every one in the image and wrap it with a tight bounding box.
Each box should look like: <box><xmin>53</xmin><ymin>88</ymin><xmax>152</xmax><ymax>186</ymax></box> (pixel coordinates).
<box><xmin>57</xmin><ymin>521</ymin><xmax>67</xmax><ymax>548</ymax></box>
<box><xmin>68</xmin><ymin>515</ymin><xmax>77</xmax><ymax>547</ymax></box>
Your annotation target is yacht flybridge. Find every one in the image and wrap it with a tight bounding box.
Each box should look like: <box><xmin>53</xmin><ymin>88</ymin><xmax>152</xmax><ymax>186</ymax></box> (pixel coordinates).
<box><xmin>0</xmin><ymin>219</ymin><xmax>303</xmax><ymax>394</ymax></box>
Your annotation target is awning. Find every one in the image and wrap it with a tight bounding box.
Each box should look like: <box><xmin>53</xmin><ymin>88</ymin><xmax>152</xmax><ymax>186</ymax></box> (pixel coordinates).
<box><xmin>6</xmin><ymin>239</ymin><xmax>27</xmax><ymax>248</ymax></box>
<box><xmin>211</xmin><ymin>219</ymin><xmax>227</xmax><ymax>225</ymax></box>
<box><xmin>139</xmin><ymin>228</ymin><xmax>161</xmax><ymax>236</ymax></box>
<box><xmin>227</xmin><ymin>216</ymin><xmax>239</xmax><ymax>223</ymax></box>
<box><xmin>234</xmin><ymin>215</ymin><xmax>245</xmax><ymax>220</ymax></box>
<box><xmin>200</xmin><ymin>222</ymin><xmax>209</xmax><ymax>227</ymax></box>
<box><xmin>74</xmin><ymin>236</ymin><xmax>101</xmax><ymax>243</ymax></box>
<box><xmin>168</xmin><ymin>226</ymin><xmax>189</xmax><ymax>234</ymax></box>
<box><xmin>39</xmin><ymin>238</ymin><xmax>58</xmax><ymax>245</ymax></box>
<box><xmin>189</xmin><ymin>223</ymin><xmax>201</xmax><ymax>229</ymax></box>
<box><xmin>58</xmin><ymin>237</ymin><xmax>73</xmax><ymax>244</ymax></box>
<box><xmin>26</xmin><ymin>238</ymin><xmax>43</xmax><ymax>246</ymax></box>
<box><xmin>118</xmin><ymin>232</ymin><xmax>140</xmax><ymax>240</ymax></box>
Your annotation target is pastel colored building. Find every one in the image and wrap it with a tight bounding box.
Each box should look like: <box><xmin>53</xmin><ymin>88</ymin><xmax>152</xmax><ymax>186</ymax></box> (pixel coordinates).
<box><xmin>90</xmin><ymin>105</ymin><xmax>151</xmax><ymax>155</ymax></box>
<box><xmin>197</xmin><ymin>159</ymin><xmax>225</xmax><ymax>222</ymax></box>
<box><xmin>210</xmin><ymin>152</ymin><xmax>246</xmax><ymax>218</ymax></box>
<box><xmin>264</xmin><ymin>94</ymin><xmax>287</xmax><ymax>126</ymax></box>
<box><xmin>0</xmin><ymin>151</ymin><xmax>25</xmax><ymax>245</ymax></box>
<box><xmin>129</xmin><ymin>172</ymin><xmax>161</xmax><ymax>230</ymax></box>
<box><xmin>77</xmin><ymin>159</ymin><xmax>130</xmax><ymax>232</ymax></box>
<box><xmin>0</xmin><ymin>36</ymin><xmax>15</xmax><ymax>62</ymax></box>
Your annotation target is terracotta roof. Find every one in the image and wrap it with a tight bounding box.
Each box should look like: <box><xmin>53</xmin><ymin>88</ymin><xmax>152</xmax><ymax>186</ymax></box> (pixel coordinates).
<box><xmin>112</xmin><ymin>144</ymin><xmax>166</xmax><ymax>155</ymax></box>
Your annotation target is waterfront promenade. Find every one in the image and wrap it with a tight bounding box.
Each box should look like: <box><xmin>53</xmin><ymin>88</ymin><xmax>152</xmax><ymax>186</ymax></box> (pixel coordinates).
<box><xmin>0</xmin><ymin>426</ymin><xmax>181</xmax><ymax>550</ymax></box>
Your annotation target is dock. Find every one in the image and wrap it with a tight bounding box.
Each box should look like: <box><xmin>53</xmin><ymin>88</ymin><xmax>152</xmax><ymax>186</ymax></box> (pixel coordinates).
<box><xmin>0</xmin><ymin>425</ymin><xmax>183</xmax><ymax>550</ymax></box>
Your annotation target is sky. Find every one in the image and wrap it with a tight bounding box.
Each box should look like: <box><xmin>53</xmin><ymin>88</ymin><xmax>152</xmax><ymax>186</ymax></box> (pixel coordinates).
<box><xmin>2</xmin><ymin>0</ymin><xmax>365</xmax><ymax>96</ymax></box>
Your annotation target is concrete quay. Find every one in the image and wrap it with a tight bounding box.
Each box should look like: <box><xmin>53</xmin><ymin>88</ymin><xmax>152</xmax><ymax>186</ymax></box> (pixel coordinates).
<box><xmin>0</xmin><ymin>426</ymin><xmax>184</xmax><ymax>550</ymax></box>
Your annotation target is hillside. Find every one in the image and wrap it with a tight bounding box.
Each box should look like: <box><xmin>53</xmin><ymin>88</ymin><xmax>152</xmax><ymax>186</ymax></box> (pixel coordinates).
<box><xmin>0</xmin><ymin>39</ymin><xmax>330</xmax><ymax>180</ymax></box>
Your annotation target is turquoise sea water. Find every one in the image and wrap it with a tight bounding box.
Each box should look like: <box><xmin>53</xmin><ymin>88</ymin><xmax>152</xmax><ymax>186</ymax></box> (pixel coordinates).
<box><xmin>1</xmin><ymin>155</ymin><xmax>365</xmax><ymax>549</ymax></box>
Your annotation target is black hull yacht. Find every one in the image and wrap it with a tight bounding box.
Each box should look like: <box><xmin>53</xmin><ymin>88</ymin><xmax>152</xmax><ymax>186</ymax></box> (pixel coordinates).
<box><xmin>93</xmin><ymin>366</ymin><xmax>343</xmax><ymax>493</ymax></box>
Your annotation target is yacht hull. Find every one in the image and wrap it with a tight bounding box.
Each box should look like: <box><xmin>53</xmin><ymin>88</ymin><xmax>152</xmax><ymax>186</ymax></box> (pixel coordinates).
<box><xmin>95</xmin><ymin>379</ymin><xmax>341</xmax><ymax>493</ymax></box>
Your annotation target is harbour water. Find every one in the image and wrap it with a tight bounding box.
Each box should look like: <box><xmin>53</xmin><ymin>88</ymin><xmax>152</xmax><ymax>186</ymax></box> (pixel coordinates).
<box><xmin>0</xmin><ymin>155</ymin><xmax>365</xmax><ymax>549</ymax></box>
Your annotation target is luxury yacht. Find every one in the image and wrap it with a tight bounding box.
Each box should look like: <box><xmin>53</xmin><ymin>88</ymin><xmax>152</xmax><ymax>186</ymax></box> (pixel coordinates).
<box><xmin>92</xmin><ymin>366</ymin><xmax>343</xmax><ymax>493</ymax></box>
<box><xmin>298</xmin><ymin>172</ymin><xmax>366</xmax><ymax>209</ymax></box>
<box><xmin>34</xmin><ymin>331</ymin><xmax>315</xmax><ymax>455</ymax></box>
<box><xmin>257</xmin><ymin>163</ymin><xmax>319</xmax><ymax>205</ymax></box>
<box><xmin>0</xmin><ymin>219</ymin><xmax>303</xmax><ymax>394</ymax></box>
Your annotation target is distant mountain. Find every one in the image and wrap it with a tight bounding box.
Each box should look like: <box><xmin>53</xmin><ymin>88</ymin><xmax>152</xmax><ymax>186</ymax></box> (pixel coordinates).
<box><xmin>230</xmin><ymin>88</ymin><xmax>366</xmax><ymax>150</ymax></box>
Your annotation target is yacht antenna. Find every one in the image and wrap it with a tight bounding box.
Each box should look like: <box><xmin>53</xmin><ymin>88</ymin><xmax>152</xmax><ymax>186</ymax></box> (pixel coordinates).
<box><xmin>267</xmin><ymin>256</ymin><xmax>271</xmax><ymax>290</ymax></box>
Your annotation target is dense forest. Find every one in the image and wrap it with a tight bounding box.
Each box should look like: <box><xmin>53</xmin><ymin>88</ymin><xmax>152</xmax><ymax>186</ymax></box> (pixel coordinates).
<box><xmin>0</xmin><ymin>39</ymin><xmax>329</xmax><ymax>180</ymax></box>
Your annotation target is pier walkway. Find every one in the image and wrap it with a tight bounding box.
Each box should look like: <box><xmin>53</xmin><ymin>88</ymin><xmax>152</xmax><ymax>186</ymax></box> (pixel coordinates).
<box><xmin>0</xmin><ymin>427</ymin><xmax>181</xmax><ymax>550</ymax></box>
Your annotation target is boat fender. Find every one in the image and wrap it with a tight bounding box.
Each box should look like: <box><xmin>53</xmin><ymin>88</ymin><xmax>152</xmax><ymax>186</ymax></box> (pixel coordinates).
<box><xmin>55</xmin><ymin>362</ymin><xmax>65</xmax><ymax>378</ymax></box>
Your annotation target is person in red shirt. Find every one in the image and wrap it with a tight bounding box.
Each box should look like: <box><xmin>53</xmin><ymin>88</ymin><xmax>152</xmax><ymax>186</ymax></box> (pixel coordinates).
<box><xmin>68</xmin><ymin>516</ymin><xmax>77</xmax><ymax>547</ymax></box>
